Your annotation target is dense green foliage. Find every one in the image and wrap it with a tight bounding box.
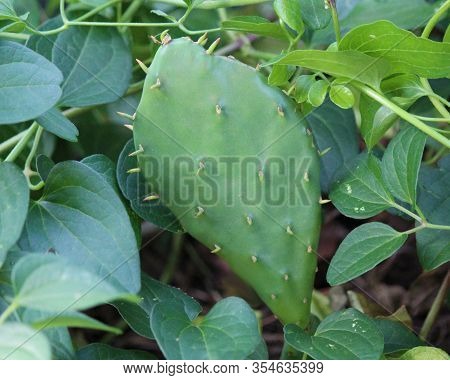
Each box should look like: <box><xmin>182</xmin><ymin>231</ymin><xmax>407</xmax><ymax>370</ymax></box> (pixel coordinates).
<box><xmin>0</xmin><ymin>0</ymin><xmax>449</xmax><ymax>360</ymax></box>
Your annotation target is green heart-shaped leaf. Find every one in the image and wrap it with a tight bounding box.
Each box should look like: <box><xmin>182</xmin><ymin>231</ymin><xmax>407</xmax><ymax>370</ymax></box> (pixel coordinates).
<box><xmin>0</xmin><ymin>163</ymin><xmax>29</xmax><ymax>267</ymax></box>
<box><xmin>285</xmin><ymin>308</ymin><xmax>384</xmax><ymax>360</ymax></box>
<box><xmin>327</xmin><ymin>222</ymin><xmax>407</xmax><ymax>285</ymax></box>
<box><xmin>0</xmin><ymin>322</ymin><xmax>51</xmax><ymax>360</ymax></box>
<box><xmin>18</xmin><ymin>160</ymin><xmax>141</xmax><ymax>293</ymax></box>
<box><xmin>12</xmin><ymin>255</ymin><xmax>134</xmax><ymax>312</ymax></box>
<box><xmin>330</xmin><ymin>153</ymin><xmax>394</xmax><ymax>218</ymax></box>
<box><xmin>151</xmin><ymin>297</ymin><xmax>261</xmax><ymax>359</ymax></box>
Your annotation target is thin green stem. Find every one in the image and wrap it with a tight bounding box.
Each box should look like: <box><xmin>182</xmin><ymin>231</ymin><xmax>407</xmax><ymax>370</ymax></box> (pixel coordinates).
<box><xmin>428</xmin><ymin>92</ymin><xmax>450</xmax><ymax>108</ymax></box>
<box><xmin>0</xmin><ymin>301</ymin><xmax>18</xmax><ymax>325</ymax></box>
<box><xmin>155</xmin><ymin>0</ymin><xmax>270</xmax><ymax>9</ymax></box>
<box><xmin>24</xmin><ymin>126</ymin><xmax>43</xmax><ymax>173</ymax></box>
<box><xmin>327</xmin><ymin>0</ymin><xmax>341</xmax><ymax>44</ymax></box>
<box><xmin>120</xmin><ymin>0</ymin><xmax>145</xmax><ymax>23</ymax></box>
<box><xmin>23</xmin><ymin>126</ymin><xmax>44</xmax><ymax>190</ymax></box>
<box><xmin>420</xmin><ymin>0</ymin><xmax>450</xmax><ymax>119</ymax></box>
<box><xmin>116</xmin><ymin>0</ymin><xmax>122</xmax><ymax>22</ymax></box>
<box><xmin>160</xmin><ymin>234</ymin><xmax>184</xmax><ymax>284</ymax></box>
<box><xmin>411</xmin><ymin>114</ymin><xmax>450</xmax><ymax>123</ymax></box>
<box><xmin>77</xmin><ymin>0</ymin><xmax>121</xmax><ymax>23</ymax></box>
<box><xmin>354</xmin><ymin>84</ymin><xmax>450</xmax><ymax>148</ymax></box>
<box><xmin>404</xmin><ymin>224</ymin><xmax>426</xmax><ymax>235</ymax></box>
<box><xmin>419</xmin><ymin>272</ymin><xmax>449</xmax><ymax>340</ymax></box>
<box><xmin>421</xmin><ymin>79</ymin><xmax>450</xmax><ymax>119</ymax></box>
<box><xmin>392</xmin><ymin>202</ymin><xmax>424</xmax><ymax>223</ymax></box>
<box><xmin>0</xmin><ymin>130</ymin><xmax>29</xmax><ymax>156</ymax></box>
<box><xmin>425</xmin><ymin>146</ymin><xmax>448</xmax><ymax>165</ymax></box>
<box><xmin>414</xmin><ymin>205</ymin><xmax>427</xmax><ymax>222</ymax></box>
<box><xmin>421</xmin><ymin>0</ymin><xmax>450</xmax><ymax>39</ymax></box>
<box><xmin>4</xmin><ymin>122</ymin><xmax>39</xmax><ymax>163</ymax></box>
<box><xmin>0</xmin><ymin>32</ymin><xmax>30</xmax><ymax>40</ymax></box>
<box><xmin>426</xmin><ymin>223</ymin><xmax>450</xmax><ymax>231</ymax></box>
<box><xmin>60</xmin><ymin>0</ymin><xmax>69</xmax><ymax>23</ymax></box>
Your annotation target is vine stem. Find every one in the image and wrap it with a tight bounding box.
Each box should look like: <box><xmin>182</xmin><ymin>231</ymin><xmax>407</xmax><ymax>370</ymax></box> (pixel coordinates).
<box><xmin>354</xmin><ymin>83</ymin><xmax>450</xmax><ymax>148</ymax></box>
<box><xmin>419</xmin><ymin>272</ymin><xmax>449</xmax><ymax>340</ymax></box>
<box><xmin>156</xmin><ymin>0</ymin><xmax>270</xmax><ymax>8</ymax></box>
<box><xmin>160</xmin><ymin>234</ymin><xmax>184</xmax><ymax>284</ymax></box>
<box><xmin>420</xmin><ymin>0</ymin><xmax>450</xmax><ymax>119</ymax></box>
<box><xmin>392</xmin><ymin>203</ymin><xmax>423</xmax><ymax>224</ymax></box>
<box><xmin>0</xmin><ymin>301</ymin><xmax>18</xmax><ymax>325</ymax></box>
<box><xmin>37</xmin><ymin>0</ymin><xmax>220</xmax><ymax>36</ymax></box>
<box><xmin>0</xmin><ymin>129</ymin><xmax>29</xmax><ymax>156</ymax></box>
<box><xmin>4</xmin><ymin>122</ymin><xmax>39</xmax><ymax>163</ymax></box>
<box><xmin>327</xmin><ymin>0</ymin><xmax>341</xmax><ymax>44</ymax></box>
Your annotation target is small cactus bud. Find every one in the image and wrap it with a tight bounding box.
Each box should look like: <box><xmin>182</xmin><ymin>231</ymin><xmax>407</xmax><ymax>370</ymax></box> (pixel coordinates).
<box><xmin>251</xmin><ymin>255</ymin><xmax>257</xmax><ymax>263</ymax></box>
<box><xmin>128</xmin><ymin>144</ymin><xmax>144</xmax><ymax>157</ymax></box>
<box><xmin>127</xmin><ymin>167</ymin><xmax>141</xmax><ymax>174</ymax></box>
<box><xmin>136</xmin><ymin>59</ymin><xmax>148</xmax><ymax>74</ymax></box>
<box><xmin>206</xmin><ymin>38</ymin><xmax>221</xmax><ymax>55</ymax></box>
<box><xmin>286</xmin><ymin>225</ymin><xmax>294</xmax><ymax>235</ymax></box>
<box><xmin>211</xmin><ymin>244</ymin><xmax>221</xmax><ymax>254</ymax></box>
<box><xmin>196</xmin><ymin>33</ymin><xmax>208</xmax><ymax>46</ymax></box>
<box><xmin>195</xmin><ymin>206</ymin><xmax>205</xmax><ymax>217</ymax></box>
<box><xmin>277</xmin><ymin>105</ymin><xmax>285</xmax><ymax>117</ymax></box>
<box><xmin>150</xmin><ymin>78</ymin><xmax>161</xmax><ymax>90</ymax></box>
<box><xmin>246</xmin><ymin>215</ymin><xmax>253</xmax><ymax>226</ymax></box>
<box><xmin>143</xmin><ymin>194</ymin><xmax>160</xmax><ymax>201</ymax></box>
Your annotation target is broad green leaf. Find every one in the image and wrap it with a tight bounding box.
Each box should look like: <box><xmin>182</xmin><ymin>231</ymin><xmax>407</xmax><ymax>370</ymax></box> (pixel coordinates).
<box><xmin>151</xmin><ymin>297</ymin><xmax>261</xmax><ymax>359</ymax></box>
<box><xmin>313</xmin><ymin>0</ymin><xmax>438</xmax><ymax>46</ymax></box>
<box><xmin>329</xmin><ymin>84</ymin><xmax>354</xmax><ymax>109</ymax></box>
<box><xmin>26</xmin><ymin>17</ymin><xmax>62</xmax><ymax>61</ymax></box>
<box><xmin>373</xmin><ymin>319</ymin><xmax>423</xmax><ymax>354</ymax></box>
<box><xmin>117</xmin><ymin>140</ymin><xmax>182</xmax><ymax>233</ymax></box>
<box><xmin>268</xmin><ymin>64</ymin><xmax>295</xmax><ymax>86</ymax></box>
<box><xmin>36</xmin><ymin>107</ymin><xmax>79</xmax><ymax>142</ymax></box>
<box><xmin>359</xmin><ymin>93</ymin><xmax>397</xmax><ymax>149</ymax></box>
<box><xmin>381</xmin><ymin>128</ymin><xmax>427</xmax><ymax>206</ymax></box>
<box><xmin>114</xmin><ymin>273</ymin><xmax>201</xmax><ymax>340</ymax></box>
<box><xmin>285</xmin><ymin>308</ymin><xmax>384</xmax><ymax>360</ymax></box>
<box><xmin>247</xmin><ymin>337</ymin><xmax>269</xmax><ymax>360</ymax></box>
<box><xmin>307</xmin><ymin>100</ymin><xmax>359</xmax><ymax>193</ymax></box>
<box><xmin>53</xmin><ymin>25</ymin><xmax>132</xmax><ymax>107</ymax></box>
<box><xmin>444</xmin><ymin>25</ymin><xmax>450</xmax><ymax>44</ymax></box>
<box><xmin>77</xmin><ymin>343</ymin><xmax>153</xmax><ymax>360</ymax></box>
<box><xmin>81</xmin><ymin>154</ymin><xmax>118</xmax><ymax>191</ymax></box>
<box><xmin>19</xmin><ymin>160</ymin><xmax>141</xmax><ymax>293</ymax></box>
<box><xmin>274</xmin><ymin>0</ymin><xmax>304</xmax><ymax>34</ymax></box>
<box><xmin>0</xmin><ymin>0</ymin><xmax>29</xmax><ymax>32</ymax></box>
<box><xmin>400</xmin><ymin>346</ymin><xmax>449</xmax><ymax>360</ymax></box>
<box><xmin>298</xmin><ymin>0</ymin><xmax>331</xmax><ymax>30</ymax></box>
<box><xmin>24</xmin><ymin>309</ymin><xmax>121</xmax><ymax>334</ymax></box>
<box><xmin>294</xmin><ymin>75</ymin><xmax>316</xmax><ymax>103</ymax></box>
<box><xmin>307</xmin><ymin>79</ymin><xmax>329</xmax><ymax>107</ymax></box>
<box><xmin>0</xmin><ymin>41</ymin><xmax>63</xmax><ymax>124</ymax></box>
<box><xmin>43</xmin><ymin>327</ymin><xmax>75</xmax><ymax>360</ymax></box>
<box><xmin>0</xmin><ymin>322</ymin><xmax>51</xmax><ymax>359</ymax></box>
<box><xmin>12</xmin><ymin>255</ymin><xmax>133</xmax><ymax>312</ymax></box>
<box><xmin>416</xmin><ymin>157</ymin><xmax>450</xmax><ymax>270</ymax></box>
<box><xmin>19</xmin><ymin>307</ymin><xmax>75</xmax><ymax>359</ymax></box>
<box><xmin>36</xmin><ymin>155</ymin><xmax>55</xmax><ymax>182</ymax></box>
<box><xmin>381</xmin><ymin>74</ymin><xmax>429</xmax><ymax>108</ymax></box>
<box><xmin>330</xmin><ymin>153</ymin><xmax>394</xmax><ymax>218</ymax></box>
<box><xmin>81</xmin><ymin>154</ymin><xmax>142</xmax><ymax>245</ymax></box>
<box><xmin>0</xmin><ymin>163</ymin><xmax>29</xmax><ymax>266</ymax></box>
<box><xmin>222</xmin><ymin>16</ymin><xmax>288</xmax><ymax>40</ymax></box>
<box><xmin>327</xmin><ymin>223</ymin><xmax>407</xmax><ymax>285</ymax></box>
<box><xmin>270</xmin><ymin>50</ymin><xmax>388</xmax><ymax>89</ymax></box>
<box><xmin>340</xmin><ymin>21</ymin><xmax>450</xmax><ymax>78</ymax></box>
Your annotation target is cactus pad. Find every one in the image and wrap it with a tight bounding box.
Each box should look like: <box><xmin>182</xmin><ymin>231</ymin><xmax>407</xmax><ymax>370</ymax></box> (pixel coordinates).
<box><xmin>132</xmin><ymin>38</ymin><xmax>321</xmax><ymax>326</ymax></box>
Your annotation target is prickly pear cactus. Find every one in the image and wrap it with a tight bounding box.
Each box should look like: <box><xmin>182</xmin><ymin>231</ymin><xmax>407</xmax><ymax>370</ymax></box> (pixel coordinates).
<box><xmin>132</xmin><ymin>38</ymin><xmax>321</xmax><ymax>326</ymax></box>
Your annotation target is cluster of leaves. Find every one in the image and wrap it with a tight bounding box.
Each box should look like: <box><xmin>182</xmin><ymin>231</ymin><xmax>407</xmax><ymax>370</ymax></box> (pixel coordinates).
<box><xmin>0</xmin><ymin>0</ymin><xmax>449</xmax><ymax>360</ymax></box>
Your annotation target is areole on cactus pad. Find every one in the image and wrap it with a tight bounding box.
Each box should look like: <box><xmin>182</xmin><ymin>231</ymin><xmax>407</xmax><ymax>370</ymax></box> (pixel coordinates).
<box><xmin>130</xmin><ymin>37</ymin><xmax>321</xmax><ymax>326</ymax></box>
